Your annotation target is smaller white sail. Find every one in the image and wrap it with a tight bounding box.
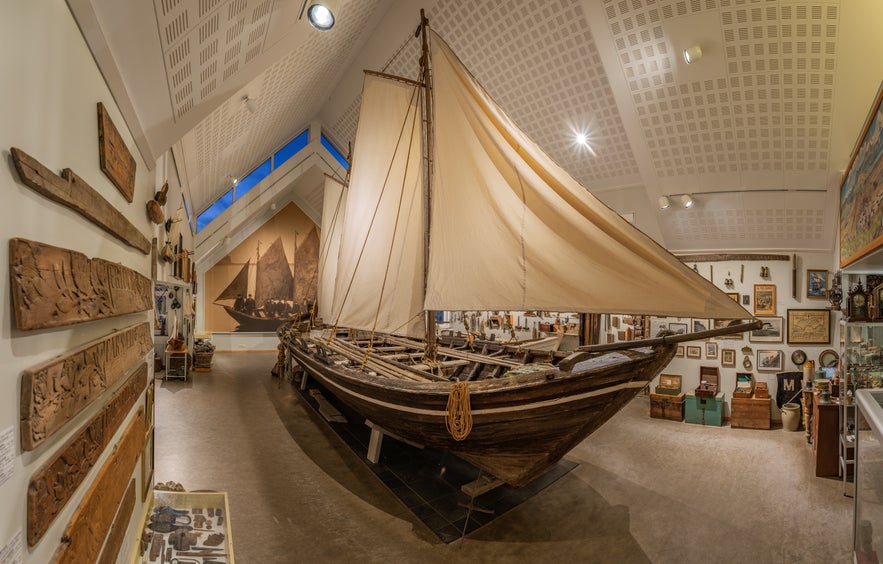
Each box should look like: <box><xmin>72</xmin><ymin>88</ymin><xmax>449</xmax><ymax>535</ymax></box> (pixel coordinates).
<box><xmin>317</xmin><ymin>176</ymin><xmax>346</xmax><ymax>323</ymax></box>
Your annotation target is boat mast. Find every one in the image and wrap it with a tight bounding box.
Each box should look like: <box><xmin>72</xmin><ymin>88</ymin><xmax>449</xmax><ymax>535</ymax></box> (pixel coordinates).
<box><xmin>419</xmin><ymin>9</ymin><xmax>437</xmax><ymax>360</ymax></box>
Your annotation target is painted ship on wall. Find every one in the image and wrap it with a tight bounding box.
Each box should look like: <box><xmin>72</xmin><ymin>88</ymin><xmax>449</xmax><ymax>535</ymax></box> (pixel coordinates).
<box><xmin>280</xmin><ymin>14</ymin><xmax>756</xmax><ymax>487</ymax></box>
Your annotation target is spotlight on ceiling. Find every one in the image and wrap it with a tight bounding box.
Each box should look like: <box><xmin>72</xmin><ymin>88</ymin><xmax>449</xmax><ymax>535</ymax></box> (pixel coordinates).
<box><xmin>307</xmin><ymin>0</ymin><xmax>340</xmax><ymax>31</ymax></box>
<box><xmin>658</xmin><ymin>196</ymin><xmax>671</xmax><ymax>210</ymax></box>
<box><xmin>680</xmin><ymin>194</ymin><xmax>694</xmax><ymax>208</ymax></box>
<box><xmin>242</xmin><ymin>96</ymin><xmax>258</xmax><ymax>113</ymax></box>
<box><xmin>683</xmin><ymin>45</ymin><xmax>702</xmax><ymax>64</ymax></box>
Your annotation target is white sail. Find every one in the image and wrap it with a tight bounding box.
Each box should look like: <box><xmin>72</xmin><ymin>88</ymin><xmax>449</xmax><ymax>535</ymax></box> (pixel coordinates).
<box><xmin>425</xmin><ymin>31</ymin><xmax>748</xmax><ymax>320</ymax></box>
<box><xmin>331</xmin><ymin>74</ymin><xmax>426</xmax><ymax>338</ymax></box>
<box><xmin>317</xmin><ymin>176</ymin><xmax>346</xmax><ymax>323</ymax></box>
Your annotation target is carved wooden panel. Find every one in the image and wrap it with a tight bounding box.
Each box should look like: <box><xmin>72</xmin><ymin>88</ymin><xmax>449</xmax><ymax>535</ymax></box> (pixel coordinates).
<box><xmin>20</xmin><ymin>323</ymin><xmax>152</xmax><ymax>450</ymax></box>
<box><xmin>96</xmin><ymin>479</ymin><xmax>135</xmax><ymax>564</ymax></box>
<box><xmin>52</xmin><ymin>409</ymin><xmax>145</xmax><ymax>564</ymax></box>
<box><xmin>97</xmin><ymin>103</ymin><xmax>136</xmax><ymax>202</ymax></box>
<box><xmin>10</xmin><ymin>148</ymin><xmax>149</xmax><ymax>254</ymax></box>
<box><xmin>27</xmin><ymin>364</ymin><xmax>147</xmax><ymax>546</ymax></box>
<box><xmin>9</xmin><ymin>238</ymin><xmax>152</xmax><ymax>331</ymax></box>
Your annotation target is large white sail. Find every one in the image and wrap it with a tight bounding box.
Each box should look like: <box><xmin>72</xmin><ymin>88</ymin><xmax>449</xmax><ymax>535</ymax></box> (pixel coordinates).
<box><xmin>330</xmin><ymin>74</ymin><xmax>426</xmax><ymax>338</ymax></box>
<box><xmin>317</xmin><ymin>176</ymin><xmax>346</xmax><ymax>323</ymax></box>
<box><xmin>425</xmin><ymin>31</ymin><xmax>748</xmax><ymax>320</ymax></box>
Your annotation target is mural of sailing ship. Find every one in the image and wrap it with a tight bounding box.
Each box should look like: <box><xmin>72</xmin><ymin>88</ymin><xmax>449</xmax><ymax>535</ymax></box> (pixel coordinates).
<box><xmin>280</xmin><ymin>14</ymin><xmax>756</xmax><ymax>487</ymax></box>
<box><xmin>215</xmin><ymin>230</ymin><xmax>318</xmax><ymax>332</ymax></box>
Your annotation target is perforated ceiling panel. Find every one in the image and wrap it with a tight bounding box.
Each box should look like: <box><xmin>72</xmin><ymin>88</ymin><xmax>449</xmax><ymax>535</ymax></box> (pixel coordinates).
<box><xmin>324</xmin><ymin>0</ymin><xmax>641</xmax><ymax>186</ymax></box>
<box><xmin>604</xmin><ymin>0</ymin><xmax>839</xmax><ymax>178</ymax></box>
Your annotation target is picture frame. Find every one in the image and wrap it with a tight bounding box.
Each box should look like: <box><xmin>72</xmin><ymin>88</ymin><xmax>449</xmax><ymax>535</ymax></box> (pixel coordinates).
<box><xmin>757</xmin><ymin>349</ymin><xmax>783</xmax><ymax>372</ymax></box>
<box><xmin>840</xmin><ymin>81</ymin><xmax>883</xmax><ymax>268</ymax></box>
<box><xmin>668</xmin><ymin>322</ymin><xmax>688</xmax><ymax>335</ymax></box>
<box><xmin>692</xmin><ymin>318</ymin><xmax>709</xmax><ymax>333</ymax></box>
<box><xmin>875</xmin><ymin>284</ymin><xmax>883</xmax><ymax>321</ymax></box>
<box><xmin>721</xmin><ymin>349</ymin><xmax>736</xmax><ymax>368</ymax></box>
<box><xmin>806</xmin><ymin>270</ymin><xmax>829</xmax><ymax>300</ymax></box>
<box><xmin>141</xmin><ymin>429</ymin><xmax>155</xmax><ymax>502</ymax></box>
<box><xmin>705</xmin><ymin>341</ymin><xmax>718</xmax><ymax>359</ymax></box>
<box><xmin>686</xmin><ymin>345</ymin><xmax>702</xmax><ymax>359</ymax></box>
<box><xmin>749</xmin><ymin>316</ymin><xmax>784</xmax><ymax>343</ymax></box>
<box><xmin>676</xmin><ymin>345</ymin><xmax>685</xmax><ymax>358</ymax></box>
<box><xmin>753</xmin><ymin>284</ymin><xmax>776</xmax><ymax>315</ymax></box>
<box><xmin>787</xmin><ymin>309</ymin><xmax>831</xmax><ymax>345</ymax></box>
<box><xmin>726</xmin><ymin>292</ymin><xmax>739</xmax><ymax>302</ymax></box>
<box><xmin>742</xmin><ymin>294</ymin><xmax>750</xmax><ymax>306</ymax></box>
<box><xmin>713</xmin><ymin>319</ymin><xmax>744</xmax><ymax>341</ymax></box>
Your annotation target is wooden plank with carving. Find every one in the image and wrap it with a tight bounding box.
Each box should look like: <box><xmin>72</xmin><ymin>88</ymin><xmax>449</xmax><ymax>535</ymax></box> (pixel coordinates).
<box><xmin>52</xmin><ymin>409</ymin><xmax>145</xmax><ymax>564</ymax></box>
<box><xmin>97</xmin><ymin>102</ymin><xmax>136</xmax><ymax>202</ymax></box>
<box><xmin>10</xmin><ymin>148</ymin><xmax>149</xmax><ymax>254</ymax></box>
<box><xmin>9</xmin><ymin>238</ymin><xmax>152</xmax><ymax>331</ymax></box>
<box><xmin>26</xmin><ymin>364</ymin><xmax>146</xmax><ymax>546</ymax></box>
<box><xmin>20</xmin><ymin>323</ymin><xmax>152</xmax><ymax>450</ymax></box>
<box><xmin>96</xmin><ymin>479</ymin><xmax>136</xmax><ymax>564</ymax></box>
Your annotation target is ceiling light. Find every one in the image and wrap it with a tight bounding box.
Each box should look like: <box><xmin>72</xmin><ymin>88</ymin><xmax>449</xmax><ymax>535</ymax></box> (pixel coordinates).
<box><xmin>307</xmin><ymin>0</ymin><xmax>340</xmax><ymax>31</ymax></box>
<box><xmin>658</xmin><ymin>196</ymin><xmax>671</xmax><ymax>210</ymax></box>
<box><xmin>242</xmin><ymin>96</ymin><xmax>257</xmax><ymax>113</ymax></box>
<box><xmin>680</xmin><ymin>194</ymin><xmax>694</xmax><ymax>208</ymax></box>
<box><xmin>683</xmin><ymin>45</ymin><xmax>702</xmax><ymax>64</ymax></box>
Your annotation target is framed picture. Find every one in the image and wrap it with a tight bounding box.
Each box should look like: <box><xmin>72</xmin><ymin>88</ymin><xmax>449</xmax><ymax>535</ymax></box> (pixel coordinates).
<box><xmin>141</xmin><ymin>429</ymin><xmax>155</xmax><ymax>502</ymax></box>
<box><xmin>668</xmin><ymin>322</ymin><xmax>688</xmax><ymax>335</ymax></box>
<box><xmin>650</xmin><ymin>318</ymin><xmax>669</xmax><ymax>337</ymax></box>
<box><xmin>742</xmin><ymin>294</ymin><xmax>750</xmax><ymax>306</ymax></box>
<box><xmin>721</xmin><ymin>349</ymin><xmax>736</xmax><ymax>368</ymax></box>
<box><xmin>757</xmin><ymin>349</ymin><xmax>783</xmax><ymax>372</ymax></box>
<box><xmin>806</xmin><ymin>270</ymin><xmax>829</xmax><ymax>300</ymax></box>
<box><xmin>676</xmin><ymin>345</ymin><xmax>685</xmax><ymax>358</ymax></box>
<box><xmin>713</xmin><ymin>319</ymin><xmax>744</xmax><ymax>341</ymax></box>
<box><xmin>705</xmin><ymin>341</ymin><xmax>718</xmax><ymax>359</ymax></box>
<box><xmin>840</xmin><ymin>81</ymin><xmax>883</xmax><ymax>268</ymax></box>
<box><xmin>686</xmin><ymin>345</ymin><xmax>702</xmax><ymax>359</ymax></box>
<box><xmin>754</xmin><ymin>284</ymin><xmax>776</xmax><ymax>315</ymax></box>
<box><xmin>749</xmin><ymin>316</ymin><xmax>784</xmax><ymax>343</ymax></box>
<box><xmin>692</xmin><ymin>318</ymin><xmax>709</xmax><ymax>333</ymax></box>
<box><xmin>726</xmin><ymin>292</ymin><xmax>739</xmax><ymax>302</ymax></box>
<box><xmin>787</xmin><ymin>309</ymin><xmax>831</xmax><ymax>345</ymax></box>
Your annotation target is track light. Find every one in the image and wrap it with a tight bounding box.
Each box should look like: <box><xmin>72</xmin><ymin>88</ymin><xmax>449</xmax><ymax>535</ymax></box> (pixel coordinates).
<box><xmin>307</xmin><ymin>0</ymin><xmax>340</xmax><ymax>31</ymax></box>
<box><xmin>659</xmin><ymin>193</ymin><xmax>695</xmax><ymax>210</ymax></box>
<box><xmin>683</xmin><ymin>45</ymin><xmax>702</xmax><ymax>64</ymax></box>
<box><xmin>680</xmin><ymin>194</ymin><xmax>694</xmax><ymax>208</ymax></box>
<box><xmin>658</xmin><ymin>196</ymin><xmax>671</xmax><ymax>210</ymax></box>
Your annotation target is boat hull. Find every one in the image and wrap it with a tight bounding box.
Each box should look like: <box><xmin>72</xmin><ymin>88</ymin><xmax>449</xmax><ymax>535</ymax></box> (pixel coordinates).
<box><xmin>222</xmin><ymin>305</ymin><xmax>307</xmax><ymax>332</ymax></box>
<box><xmin>285</xmin><ymin>336</ymin><xmax>676</xmax><ymax>486</ymax></box>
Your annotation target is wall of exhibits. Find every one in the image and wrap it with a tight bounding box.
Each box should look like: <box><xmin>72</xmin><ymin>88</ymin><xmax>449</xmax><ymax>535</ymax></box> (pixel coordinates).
<box><xmin>0</xmin><ymin>3</ymin><xmax>173</xmax><ymax>562</ymax></box>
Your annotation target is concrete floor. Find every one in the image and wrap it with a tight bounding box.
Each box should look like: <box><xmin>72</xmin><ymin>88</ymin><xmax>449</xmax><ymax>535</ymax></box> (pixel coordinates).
<box><xmin>155</xmin><ymin>352</ymin><xmax>853</xmax><ymax>563</ymax></box>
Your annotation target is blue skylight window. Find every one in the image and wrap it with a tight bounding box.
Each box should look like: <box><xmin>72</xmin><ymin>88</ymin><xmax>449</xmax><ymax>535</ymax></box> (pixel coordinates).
<box><xmin>197</xmin><ymin>189</ymin><xmax>233</xmax><ymax>232</ymax></box>
<box><xmin>235</xmin><ymin>159</ymin><xmax>271</xmax><ymax>200</ymax></box>
<box><xmin>274</xmin><ymin>129</ymin><xmax>309</xmax><ymax>168</ymax></box>
<box><xmin>321</xmin><ymin>134</ymin><xmax>349</xmax><ymax>170</ymax></box>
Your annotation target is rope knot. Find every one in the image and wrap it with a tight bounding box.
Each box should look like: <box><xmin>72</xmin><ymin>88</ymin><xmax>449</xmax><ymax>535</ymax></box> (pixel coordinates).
<box><xmin>446</xmin><ymin>381</ymin><xmax>472</xmax><ymax>441</ymax></box>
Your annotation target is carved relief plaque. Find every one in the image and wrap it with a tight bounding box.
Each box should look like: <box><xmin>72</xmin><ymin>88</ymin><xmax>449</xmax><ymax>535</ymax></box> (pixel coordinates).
<box><xmin>20</xmin><ymin>323</ymin><xmax>152</xmax><ymax>450</ymax></box>
<box><xmin>9</xmin><ymin>238</ymin><xmax>152</xmax><ymax>331</ymax></box>
<box><xmin>97</xmin><ymin>102</ymin><xmax>136</xmax><ymax>202</ymax></box>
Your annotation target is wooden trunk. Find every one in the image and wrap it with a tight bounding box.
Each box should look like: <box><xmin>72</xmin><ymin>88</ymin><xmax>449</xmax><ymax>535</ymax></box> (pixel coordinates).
<box><xmin>650</xmin><ymin>392</ymin><xmax>685</xmax><ymax>421</ymax></box>
<box><xmin>754</xmin><ymin>381</ymin><xmax>770</xmax><ymax>399</ymax></box>
<box><xmin>695</xmin><ymin>366</ymin><xmax>720</xmax><ymax>398</ymax></box>
<box><xmin>685</xmin><ymin>391</ymin><xmax>724</xmax><ymax>426</ymax></box>
<box><xmin>9</xmin><ymin>239</ymin><xmax>152</xmax><ymax>331</ymax></box>
<box><xmin>20</xmin><ymin>323</ymin><xmax>152</xmax><ymax>450</ymax></box>
<box><xmin>730</xmin><ymin>396</ymin><xmax>771</xmax><ymax>429</ymax></box>
<box><xmin>655</xmin><ymin>374</ymin><xmax>682</xmax><ymax>396</ymax></box>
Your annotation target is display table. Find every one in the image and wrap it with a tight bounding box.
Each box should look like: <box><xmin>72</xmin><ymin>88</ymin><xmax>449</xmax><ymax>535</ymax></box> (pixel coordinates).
<box><xmin>142</xmin><ymin>490</ymin><xmax>234</xmax><ymax>563</ymax></box>
<box><xmin>164</xmin><ymin>346</ymin><xmax>189</xmax><ymax>380</ymax></box>
<box><xmin>685</xmin><ymin>391</ymin><xmax>724</xmax><ymax>426</ymax></box>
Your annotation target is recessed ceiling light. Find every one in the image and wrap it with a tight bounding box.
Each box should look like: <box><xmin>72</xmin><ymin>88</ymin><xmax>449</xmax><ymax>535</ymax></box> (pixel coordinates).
<box><xmin>307</xmin><ymin>0</ymin><xmax>340</xmax><ymax>31</ymax></box>
<box><xmin>683</xmin><ymin>45</ymin><xmax>702</xmax><ymax>64</ymax></box>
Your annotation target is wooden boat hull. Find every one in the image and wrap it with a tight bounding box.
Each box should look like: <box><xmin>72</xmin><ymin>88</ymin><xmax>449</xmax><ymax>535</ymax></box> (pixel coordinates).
<box><xmin>285</xmin><ymin>335</ymin><xmax>676</xmax><ymax>486</ymax></box>
<box><xmin>222</xmin><ymin>305</ymin><xmax>308</xmax><ymax>332</ymax></box>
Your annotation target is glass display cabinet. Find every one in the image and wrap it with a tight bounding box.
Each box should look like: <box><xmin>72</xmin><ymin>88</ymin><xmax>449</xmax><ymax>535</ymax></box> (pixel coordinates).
<box><xmin>842</xmin><ymin>322</ymin><xmax>883</xmax><ymax>496</ymax></box>
<box><xmin>854</xmin><ymin>389</ymin><xmax>883</xmax><ymax>563</ymax></box>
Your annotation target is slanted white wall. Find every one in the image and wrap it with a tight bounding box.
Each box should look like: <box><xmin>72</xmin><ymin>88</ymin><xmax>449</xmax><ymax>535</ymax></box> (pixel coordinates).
<box><xmin>0</xmin><ymin>2</ymin><xmax>155</xmax><ymax>561</ymax></box>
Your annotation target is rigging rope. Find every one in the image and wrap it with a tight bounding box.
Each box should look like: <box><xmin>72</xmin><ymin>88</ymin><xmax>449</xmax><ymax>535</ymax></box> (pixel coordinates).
<box><xmin>445</xmin><ymin>381</ymin><xmax>473</xmax><ymax>441</ymax></box>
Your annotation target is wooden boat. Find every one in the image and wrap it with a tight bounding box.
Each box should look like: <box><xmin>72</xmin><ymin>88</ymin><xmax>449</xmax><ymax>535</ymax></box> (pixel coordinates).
<box><xmin>280</xmin><ymin>13</ymin><xmax>754</xmax><ymax>487</ymax></box>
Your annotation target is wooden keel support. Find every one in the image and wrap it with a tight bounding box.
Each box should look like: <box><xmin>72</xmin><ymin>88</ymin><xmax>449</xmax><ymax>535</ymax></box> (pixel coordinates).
<box><xmin>10</xmin><ymin>148</ymin><xmax>148</xmax><ymax>253</ymax></box>
<box><xmin>9</xmin><ymin>239</ymin><xmax>152</xmax><ymax>331</ymax></box>
<box><xmin>27</xmin><ymin>363</ymin><xmax>147</xmax><ymax>545</ymax></box>
<box><xmin>95</xmin><ymin>479</ymin><xmax>136</xmax><ymax>564</ymax></box>
<box><xmin>96</xmin><ymin>102</ymin><xmax>136</xmax><ymax>202</ymax></box>
<box><xmin>52</xmin><ymin>408</ymin><xmax>145</xmax><ymax>564</ymax></box>
<box><xmin>20</xmin><ymin>323</ymin><xmax>152</xmax><ymax>450</ymax></box>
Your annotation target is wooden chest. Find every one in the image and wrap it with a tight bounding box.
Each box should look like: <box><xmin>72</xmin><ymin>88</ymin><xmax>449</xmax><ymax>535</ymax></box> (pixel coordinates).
<box><xmin>730</xmin><ymin>396</ymin><xmax>771</xmax><ymax>429</ymax></box>
<box><xmin>650</xmin><ymin>392</ymin><xmax>685</xmax><ymax>421</ymax></box>
<box><xmin>754</xmin><ymin>381</ymin><xmax>769</xmax><ymax>399</ymax></box>
<box><xmin>685</xmin><ymin>391</ymin><xmax>724</xmax><ymax>426</ymax></box>
<box><xmin>695</xmin><ymin>366</ymin><xmax>719</xmax><ymax>398</ymax></box>
<box><xmin>732</xmin><ymin>372</ymin><xmax>754</xmax><ymax>399</ymax></box>
<box><xmin>655</xmin><ymin>374</ymin><xmax>682</xmax><ymax>396</ymax></box>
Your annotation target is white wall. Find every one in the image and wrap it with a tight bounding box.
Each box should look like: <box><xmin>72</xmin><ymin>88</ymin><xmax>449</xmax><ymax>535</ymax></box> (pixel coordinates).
<box><xmin>1</xmin><ymin>2</ymin><xmax>155</xmax><ymax>561</ymax></box>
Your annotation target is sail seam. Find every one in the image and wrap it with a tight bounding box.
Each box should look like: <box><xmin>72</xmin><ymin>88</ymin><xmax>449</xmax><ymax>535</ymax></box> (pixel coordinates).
<box><xmin>514</xmin><ymin>158</ymin><xmax>528</xmax><ymax>308</ymax></box>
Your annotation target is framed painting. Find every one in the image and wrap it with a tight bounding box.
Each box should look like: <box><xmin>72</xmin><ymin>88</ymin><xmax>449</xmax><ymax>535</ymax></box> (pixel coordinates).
<box><xmin>713</xmin><ymin>319</ymin><xmax>744</xmax><ymax>341</ymax></box>
<box><xmin>726</xmin><ymin>292</ymin><xmax>739</xmax><ymax>302</ymax></box>
<box><xmin>787</xmin><ymin>309</ymin><xmax>831</xmax><ymax>345</ymax></box>
<box><xmin>668</xmin><ymin>322</ymin><xmax>688</xmax><ymax>335</ymax></box>
<box><xmin>686</xmin><ymin>345</ymin><xmax>702</xmax><ymax>359</ymax></box>
<box><xmin>757</xmin><ymin>349</ymin><xmax>783</xmax><ymax>372</ymax></box>
<box><xmin>692</xmin><ymin>318</ymin><xmax>709</xmax><ymax>333</ymax></box>
<box><xmin>806</xmin><ymin>270</ymin><xmax>829</xmax><ymax>300</ymax></box>
<box><xmin>676</xmin><ymin>345</ymin><xmax>685</xmax><ymax>358</ymax></box>
<box><xmin>749</xmin><ymin>316</ymin><xmax>784</xmax><ymax>343</ymax></box>
<box><xmin>754</xmin><ymin>284</ymin><xmax>776</xmax><ymax>315</ymax></box>
<box><xmin>705</xmin><ymin>341</ymin><xmax>718</xmax><ymax>359</ymax></box>
<box><xmin>742</xmin><ymin>294</ymin><xmax>750</xmax><ymax>306</ymax></box>
<box><xmin>840</xmin><ymin>81</ymin><xmax>883</xmax><ymax>268</ymax></box>
<box><xmin>721</xmin><ymin>349</ymin><xmax>736</xmax><ymax>368</ymax></box>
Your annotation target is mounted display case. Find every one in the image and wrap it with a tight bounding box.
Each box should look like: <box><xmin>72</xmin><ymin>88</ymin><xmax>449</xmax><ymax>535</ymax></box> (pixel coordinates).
<box><xmin>854</xmin><ymin>389</ymin><xmax>883</xmax><ymax>563</ymax></box>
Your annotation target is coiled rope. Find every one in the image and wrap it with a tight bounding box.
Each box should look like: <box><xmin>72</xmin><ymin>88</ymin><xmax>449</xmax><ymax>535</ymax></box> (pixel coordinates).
<box><xmin>446</xmin><ymin>381</ymin><xmax>473</xmax><ymax>441</ymax></box>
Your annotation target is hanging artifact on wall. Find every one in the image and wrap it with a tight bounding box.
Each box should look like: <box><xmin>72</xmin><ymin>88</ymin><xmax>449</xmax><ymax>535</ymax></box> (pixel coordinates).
<box><xmin>146</xmin><ymin>182</ymin><xmax>168</xmax><ymax>225</ymax></box>
<box><xmin>96</xmin><ymin>102</ymin><xmax>136</xmax><ymax>202</ymax></box>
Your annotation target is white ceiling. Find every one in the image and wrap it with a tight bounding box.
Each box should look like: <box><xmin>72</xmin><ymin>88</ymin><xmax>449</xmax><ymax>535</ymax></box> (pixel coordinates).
<box><xmin>68</xmin><ymin>0</ymin><xmax>883</xmax><ymax>253</ymax></box>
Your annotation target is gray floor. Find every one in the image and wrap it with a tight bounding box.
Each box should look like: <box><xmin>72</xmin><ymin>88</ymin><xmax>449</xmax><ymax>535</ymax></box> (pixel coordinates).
<box><xmin>155</xmin><ymin>352</ymin><xmax>853</xmax><ymax>563</ymax></box>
